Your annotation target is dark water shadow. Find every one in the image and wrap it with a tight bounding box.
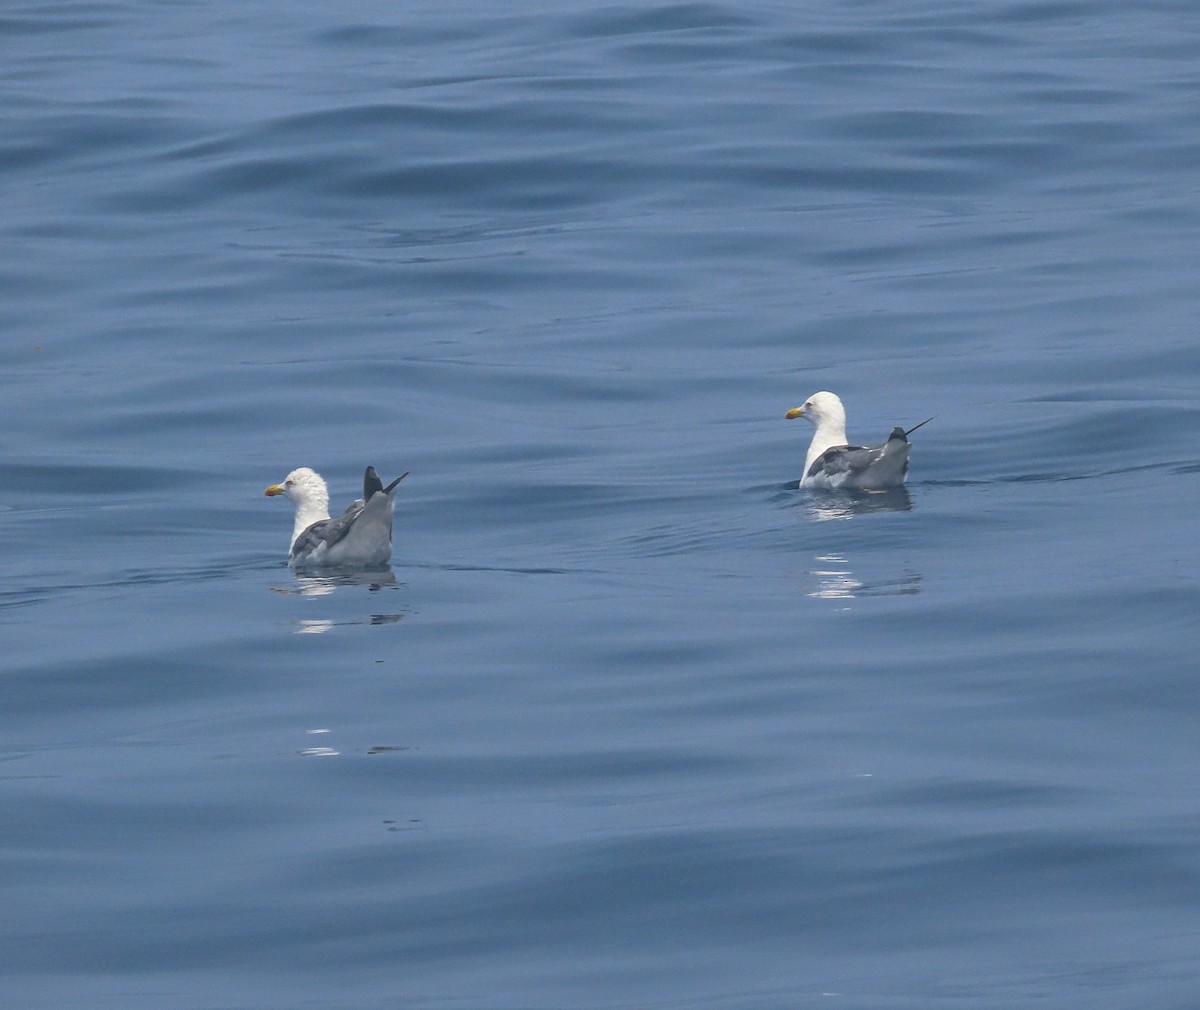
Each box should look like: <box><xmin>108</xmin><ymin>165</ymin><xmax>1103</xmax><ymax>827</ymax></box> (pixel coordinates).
<box><xmin>0</xmin><ymin>557</ymin><xmax>276</xmax><ymax>613</ymax></box>
<box><xmin>923</xmin><ymin>458</ymin><xmax>1194</xmax><ymax>487</ymax></box>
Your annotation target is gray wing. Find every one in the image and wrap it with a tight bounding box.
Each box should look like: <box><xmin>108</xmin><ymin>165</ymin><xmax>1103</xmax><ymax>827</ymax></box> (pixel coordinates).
<box><xmin>807</xmin><ymin>443</ymin><xmax>885</xmax><ymax>480</ymax></box>
<box><xmin>290</xmin><ymin>500</ymin><xmax>366</xmax><ymax>560</ymax></box>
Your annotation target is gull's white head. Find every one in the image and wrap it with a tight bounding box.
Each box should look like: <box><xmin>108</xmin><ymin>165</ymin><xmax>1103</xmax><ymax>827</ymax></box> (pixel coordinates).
<box><xmin>785</xmin><ymin>390</ymin><xmax>846</xmax><ymax>430</ymax></box>
<box><xmin>264</xmin><ymin>467</ymin><xmax>329</xmax><ymax>509</ymax></box>
<box><xmin>265</xmin><ymin>467</ymin><xmax>335</xmax><ymax>555</ymax></box>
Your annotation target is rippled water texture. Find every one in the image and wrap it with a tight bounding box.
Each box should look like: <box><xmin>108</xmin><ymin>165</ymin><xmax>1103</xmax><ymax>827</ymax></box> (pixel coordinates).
<box><xmin>3</xmin><ymin>2</ymin><xmax>1199</xmax><ymax>1008</ymax></box>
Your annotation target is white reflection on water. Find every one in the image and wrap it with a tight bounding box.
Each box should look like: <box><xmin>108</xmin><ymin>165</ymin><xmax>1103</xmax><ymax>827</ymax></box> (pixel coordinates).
<box><xmin>809</xmin><ymin>553</ymin><xmax>862</xmax><ymax>600</ymax></box>
<box><xmin>292</xmin><ymin>613</ymin><xmax>404</xmax><ymax>635</ymax></box>
<box><xmin>808</xmin><ymin>553</ymin><xmax>922</xmax><ymax>601</ymax></box>
<box><xmin>299</xmin><ymin>728</ymin><xmax>339</xmax><ymax>756</ymax></box>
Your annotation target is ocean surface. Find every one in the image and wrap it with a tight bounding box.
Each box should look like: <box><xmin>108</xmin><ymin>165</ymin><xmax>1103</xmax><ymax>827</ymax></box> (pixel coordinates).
<box><xmin>3</xmin><ymin>2</ymin><xmax>1198</xmax><ymax>1008</ymax></box>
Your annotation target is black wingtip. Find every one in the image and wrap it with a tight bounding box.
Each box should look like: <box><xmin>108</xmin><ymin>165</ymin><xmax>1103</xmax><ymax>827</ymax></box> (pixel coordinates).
<box><xmin>363</xmin><ymin>466</ymin><xmax>383</xmax><ymax>499</ymax></box>
<box><xmin>364</xmin><ymin>466</ymin><xmax>408</xmax><ymax>498</ymax></box>
<box><xmin>904</xmin><ymin>417</ymin><xmax>934</xmax><ymax>438</ymax></box>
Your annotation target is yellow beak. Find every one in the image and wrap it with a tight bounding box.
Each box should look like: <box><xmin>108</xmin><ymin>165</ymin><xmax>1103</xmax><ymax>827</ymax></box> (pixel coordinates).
<box><xmin>264</xmin><ymin>484</ymin><xmax>285</xmax><ymax>497</ymax></box>
<box><xmin>785</xmin><ymin>407</ymin><xmax>804</xmax><ymax>420</ymax></box>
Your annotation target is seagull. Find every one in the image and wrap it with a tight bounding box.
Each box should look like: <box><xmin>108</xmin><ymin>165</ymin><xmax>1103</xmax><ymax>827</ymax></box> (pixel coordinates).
<box><xmin>785</xmin><ymin>391</ymin><xmax>930</xmax><ymax>489</ymax></box>
<box><xmin>265</xmin><ymin>466</ymin><xmax>408</xmax><ymax>568</ymax></box>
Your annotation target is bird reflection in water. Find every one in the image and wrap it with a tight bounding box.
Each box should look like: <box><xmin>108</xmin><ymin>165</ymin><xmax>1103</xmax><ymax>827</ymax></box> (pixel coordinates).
<box><xmin>271</xmin><ymin>569</ymin><xmax>399</xmax><ymax>597</ymax></box>
<box><xmin>798</xmin><ymin>487</ymin><xmax>922</xmax><ymax>601</ymax></box>
<box><xmin>804</xmin><ymin>485</ymin><xmax>913</xmax><ymax>523</ymax></box>
<box><xmin>269</xmin><ymin>570</ymin><xmax>405</xmax><ymax>633</ymax></box>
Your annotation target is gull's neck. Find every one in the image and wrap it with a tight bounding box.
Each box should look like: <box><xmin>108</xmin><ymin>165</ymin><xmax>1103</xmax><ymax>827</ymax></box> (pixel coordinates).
<box><xmin>804</xmin><ymin>417</ymin><xmax>848</xmax><ymax>476</ymax></box>
<box><xmin>289</xmin><ymin>493</ymin><xmax>330</xmax><ymax>549</ymax></box>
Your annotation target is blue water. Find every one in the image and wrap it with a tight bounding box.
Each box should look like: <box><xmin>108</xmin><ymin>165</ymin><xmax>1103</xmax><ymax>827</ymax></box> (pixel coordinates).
<box><xmin>4</xmin><ymin>2</ymin><xmax>1199</xmax><ymax>1007</ymax></box>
